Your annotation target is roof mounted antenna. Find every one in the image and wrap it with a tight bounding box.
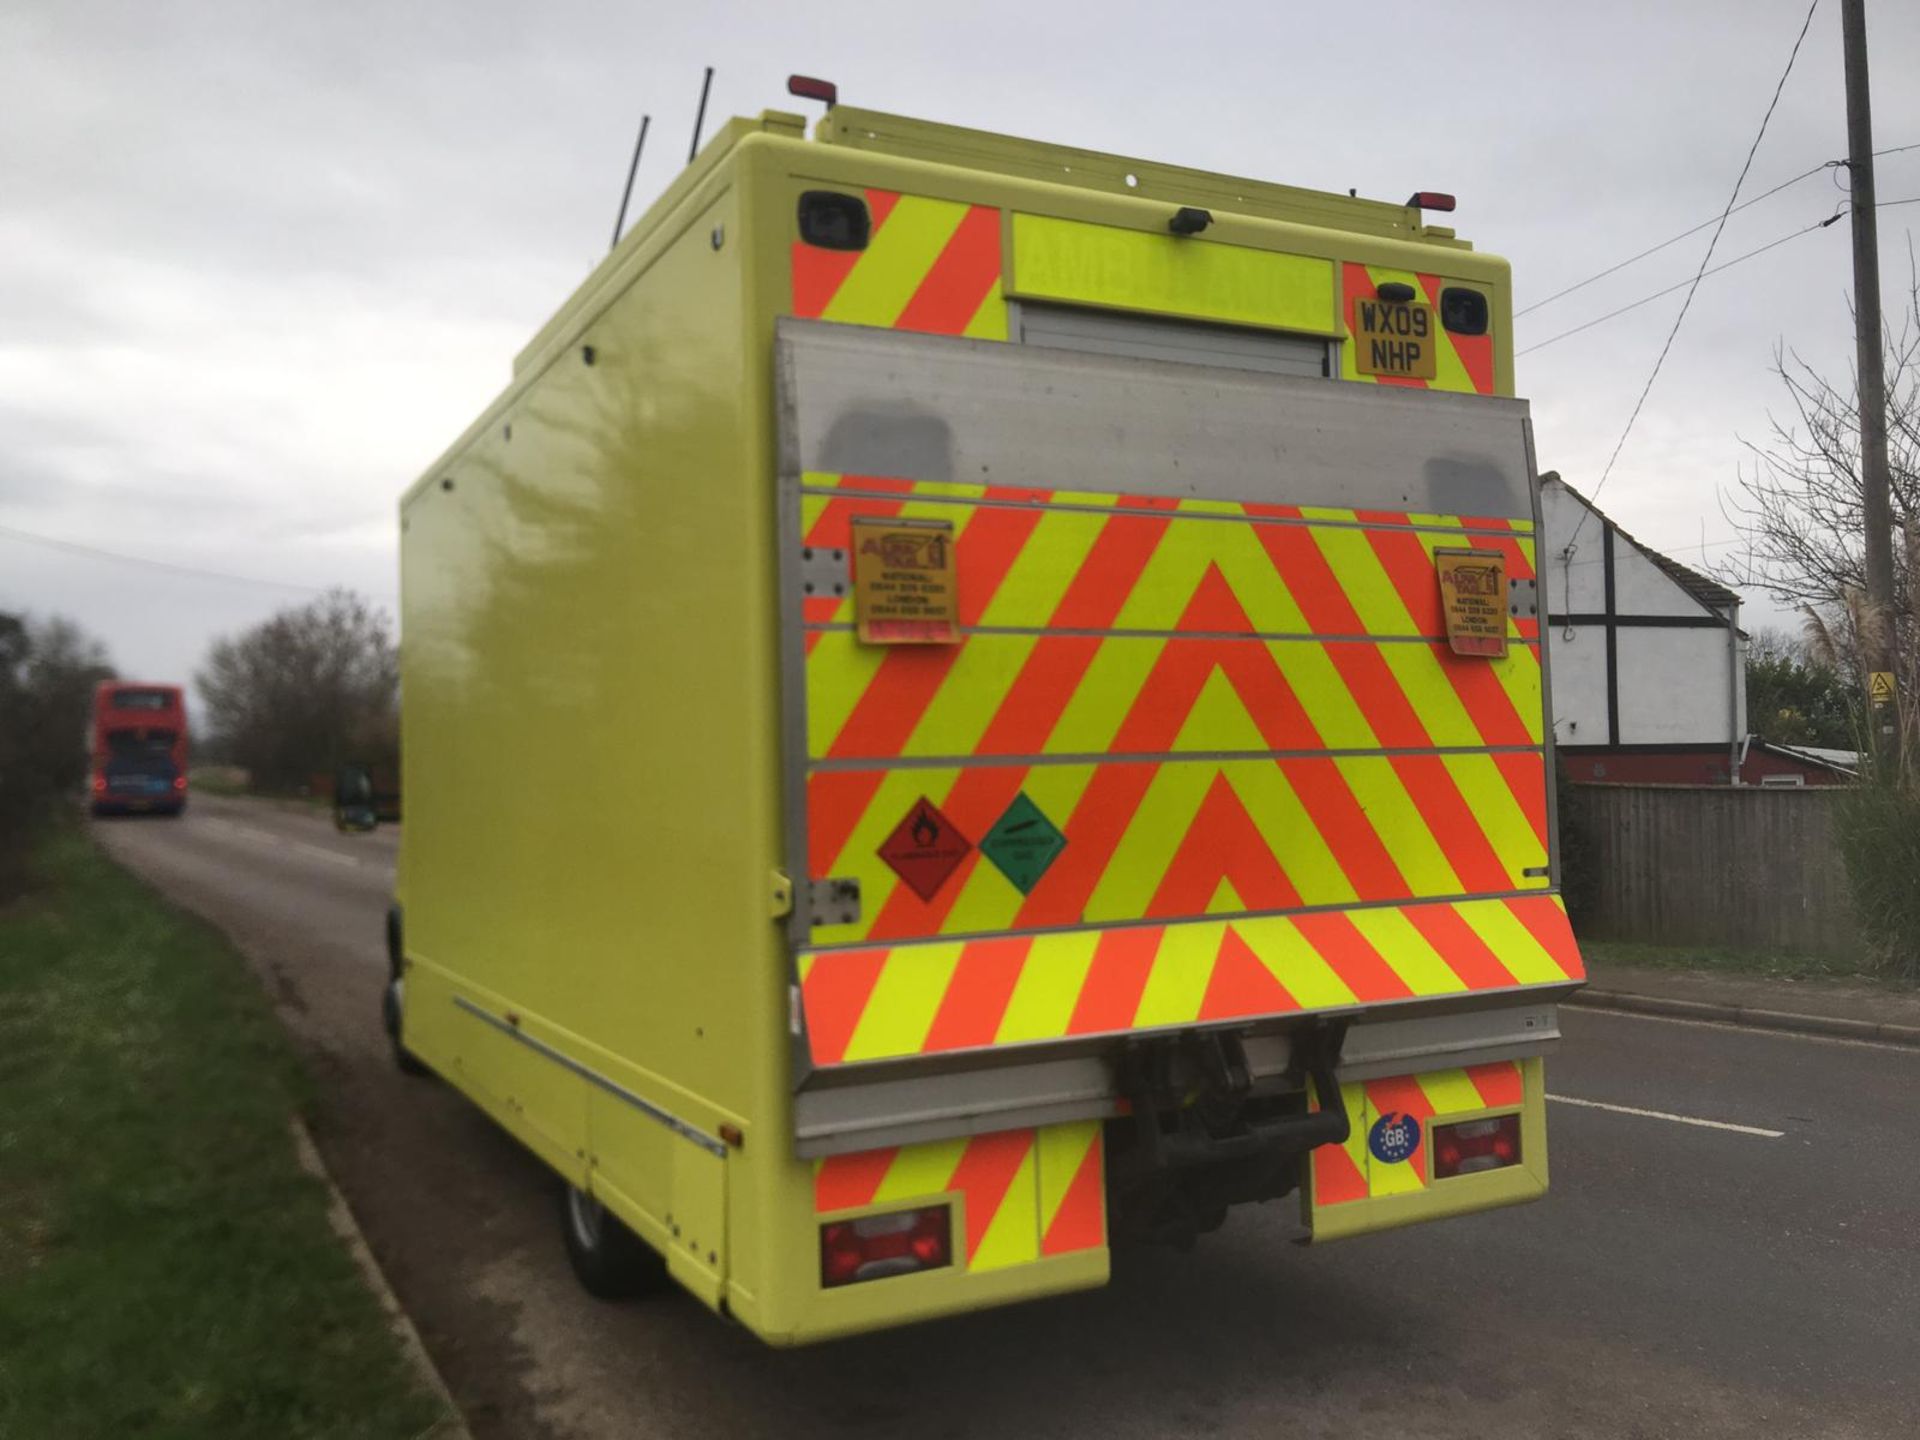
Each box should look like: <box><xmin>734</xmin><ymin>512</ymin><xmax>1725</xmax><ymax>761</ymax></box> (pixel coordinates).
<box><xmin>610</xmin><ymin>113</ymin><xmax>650</xmax><ymax>252</ymax></box>
<box><xmin>687</xmin><ymin>66</ymin><xmax>714</xmax><ymax>165</ymax></box>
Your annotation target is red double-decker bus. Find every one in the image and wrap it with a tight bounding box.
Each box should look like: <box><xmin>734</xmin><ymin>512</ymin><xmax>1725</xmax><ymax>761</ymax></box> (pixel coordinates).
<box><xmin>90</xmin><ymin>682</ymin><xmax>189</xmax><ymax>816</ymax></box>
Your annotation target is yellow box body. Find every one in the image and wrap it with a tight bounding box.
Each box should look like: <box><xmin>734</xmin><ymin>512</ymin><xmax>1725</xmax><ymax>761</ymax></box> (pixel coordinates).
<box><xmin>397</xmin><ymin>105</ymin><xmax>1561</xmax><ymax>1345</ymax></box>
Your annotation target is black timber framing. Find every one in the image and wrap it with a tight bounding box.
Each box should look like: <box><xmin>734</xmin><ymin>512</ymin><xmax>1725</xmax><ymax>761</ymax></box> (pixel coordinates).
<box><xmin>1603</xmin><ymin>521</ymin><xmax>1619</xmax><ymax>746</ymax></box>
<box><xmin>1548</xmin><ymin>518</ymin><xmax>1738</xmax><ymax>750</ymax></box>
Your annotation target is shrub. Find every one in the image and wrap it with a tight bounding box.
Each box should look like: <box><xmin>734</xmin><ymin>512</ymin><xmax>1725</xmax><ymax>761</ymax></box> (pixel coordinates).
<box><xmin>1554</xmin><ymin>762</ymin><xmax>1597</xmax><ymax>928</ymax></box>
<box><xmin>1834</xmin><ymin>757</ymin><xmax>1920</xmax><ymax>982</ymax></box>
<box><xmin>0</xmin><ymin>615</ymin><xmax>113</xmax><ymax>901</ymax></box>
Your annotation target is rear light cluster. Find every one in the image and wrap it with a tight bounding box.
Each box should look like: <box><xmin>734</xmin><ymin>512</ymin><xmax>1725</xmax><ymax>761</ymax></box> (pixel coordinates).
<box><xmin>172</xmin><ymin>776</ymin><xmax>187</xmax><ymax>790</ymax></box>
<box><xmin>1432</xmin><ymin>1115</ymin><xmax>1521</xmax><ymax>1179</ymax></box>
<box><xmin>91</xmin><ymin>776</ymin><xmax>106</xmax><ymax>793</ymax></box>
<box><xmin>820</xmin><ymin>1205</ymin><xmax>951</xmax><ymax>1288</ymax></box>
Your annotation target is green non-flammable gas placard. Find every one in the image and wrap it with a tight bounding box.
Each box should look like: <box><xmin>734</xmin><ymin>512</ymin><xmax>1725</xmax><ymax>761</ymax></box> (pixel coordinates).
<box><xmin>980</xmin><ymin>792</ymin><xmax>1067</xmax><ymax>895</ymax></box>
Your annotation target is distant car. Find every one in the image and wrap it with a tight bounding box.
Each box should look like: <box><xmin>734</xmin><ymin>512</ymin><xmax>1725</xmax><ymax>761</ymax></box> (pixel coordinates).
<box><xmin>333</xmin><ymin>764</ymin><xmax>379</xmax><ymax>833</ymax></box>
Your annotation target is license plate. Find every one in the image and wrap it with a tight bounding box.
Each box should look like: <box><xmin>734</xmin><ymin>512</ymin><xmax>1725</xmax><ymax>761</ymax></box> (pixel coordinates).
<box><xmin>1352</xmin><ymin>296</ymin><xmax>1437</xmax><ymax>380</ymax></box>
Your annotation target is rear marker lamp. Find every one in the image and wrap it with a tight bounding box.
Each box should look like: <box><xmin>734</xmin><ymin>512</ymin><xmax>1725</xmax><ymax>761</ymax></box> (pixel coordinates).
<box><xmin>820</xmin><ymin>1205</ymin><xmax>951</xmax><ymax>1288</ymax></box>
<box><xmin>798</xmin><ymin>190</ymin><xmax>870</xmax><ymax>251</ymax></box>
<box><xmin>1432</xmin><ymin>1115</ymin><xmax>1521</xmax><ymax>1179</ymax></box>
<box><xmin>172</xmin><ymin>776</ymin><xmax>187</xmax><ymax>791</ymax></box>
<box><xmin>1406</xmin><ymin>191</ymin><xmax>1457</xmax><ymax>212</ymax></box>
<box><xmin>1440</xmin><ymin>286</ymin><xmax>1490</xmax><ymax>335</ymax></box>
<box><xmin>787</xmin><ymin>74</ymin><xmax>838</xmax><ymax>109</ymax></box>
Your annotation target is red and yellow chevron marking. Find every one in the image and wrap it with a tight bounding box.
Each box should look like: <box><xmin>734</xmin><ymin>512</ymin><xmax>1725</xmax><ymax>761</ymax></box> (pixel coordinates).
<box><xmin>809</xmin><ymin>634</ymin><xmax>1543</xmax><ymax>759</ymax></box>
<box><xmin>1340</xmin><ymin>262</ymin><xmax>1497</xmax><ymax>396</ymax></box>
<box><xmin>1312</xmin><ymin>1058</ymin><xmax>1531</xmax><ymax>1206</ymax></box>
<box><xmin>791</xmin><ymin>189</ymin><xmax>1007</xmax><ymax>339</ymax></box>
<box><xmin>799</xmin><ymin>896</ymin><xmax>1581</xmax><ymax>1066</ymax></box>
<box><xmin>799</xmin><ymin>473</ymin><xmax>1548</xmax><ymax>948</ymax></box>
<box><xmin>798</xmin><ymin>477</ymin><xmax>1539</xmax><ymax>642</ymax></box>
<box><xmin>813</xmin><ymin>1121</ymin><xmax>1104</xmax><ymax>1272</ymax></box>
<box><xmin>809</xmin><ymin>754</ymin><xmax>1551</xmax><ymax>946</ymax></box>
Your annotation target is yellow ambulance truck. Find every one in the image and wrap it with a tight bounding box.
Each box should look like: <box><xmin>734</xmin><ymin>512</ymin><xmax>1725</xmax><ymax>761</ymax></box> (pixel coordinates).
<box><xmin>388</xmin><ymin>92</ymin><xmax>1584</xmax><ymax>1344</ymax></box>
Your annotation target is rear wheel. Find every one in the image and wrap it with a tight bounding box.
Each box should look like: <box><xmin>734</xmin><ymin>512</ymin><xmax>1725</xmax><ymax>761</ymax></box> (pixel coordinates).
<box><xmin>561</xmin><ymin>1184</ymin><xmax>669</xmax><ymax>1300</ymax></box>
<box><xmin>382</xmin><ymin>905</ymin><xmax>429</xmax><ymax>1077</ymax></box>
<box><xmin>381</xmin><ymin>977</ymin><xmax>431</xmax><ymax>1076</ymax></box>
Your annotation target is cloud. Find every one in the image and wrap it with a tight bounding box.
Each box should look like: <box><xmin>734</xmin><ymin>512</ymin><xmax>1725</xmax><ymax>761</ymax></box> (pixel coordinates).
<box><xmin>4</xmin><ymin>0</ymin><xmax>1919</xmax><ymax>685</ymax></box>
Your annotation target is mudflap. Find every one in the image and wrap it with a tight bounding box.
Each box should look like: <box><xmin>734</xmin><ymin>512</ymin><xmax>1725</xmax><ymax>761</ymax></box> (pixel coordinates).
<box><xmin>1305</xmin><ymin>1055</ymin><xmax>1548</xmax><ymax>1242</ymax></box>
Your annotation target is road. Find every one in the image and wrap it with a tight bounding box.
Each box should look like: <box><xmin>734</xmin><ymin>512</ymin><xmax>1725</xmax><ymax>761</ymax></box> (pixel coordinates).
<box><xmin>97</xmin><ymin>794</ymin><xmax>1919</xmax><ymax>1439</ymax></box>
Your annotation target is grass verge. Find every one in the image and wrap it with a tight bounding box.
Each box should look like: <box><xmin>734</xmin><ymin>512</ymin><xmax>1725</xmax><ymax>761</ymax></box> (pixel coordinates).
<box><xmin>1578</xmin><ymin>937</ymin><xmax>1912</xmax><ymax>988</ymax></box>
<box><xmin>0</xmin><ymin>827</ymin><xmax>452</xmax><ymax>1439</ymax></box>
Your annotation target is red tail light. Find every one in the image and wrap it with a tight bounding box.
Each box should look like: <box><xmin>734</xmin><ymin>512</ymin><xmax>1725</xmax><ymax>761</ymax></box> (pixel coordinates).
<box><xmin>172</xmin><ymin>776</ymin><xmax>187</xmax><ymax>790</ymax></box>
<box><xmin>92</xmin><ymin>776</ymin><xmax>106</xmax><ymax>793</ymax></box>
<box><xmin>1432</xmin><ymin>1115</ymin><xmax>1521</xmax><ymax>1179</ymax></box>
<box><xmin>820</xmin><ymin>1205</ymin><xmax>951</xmax><ymax>1287</ymax></box>
<box><xmin>1406</xmin><ymin>191</ymin><xmax>1456</xmax><ymax>212</ymax></box>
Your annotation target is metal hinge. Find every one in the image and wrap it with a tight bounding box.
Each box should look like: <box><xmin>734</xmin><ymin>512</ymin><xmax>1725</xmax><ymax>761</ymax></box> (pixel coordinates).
<box><xmin>807</xmin><ymin>877</ymin><xmax>861</xmax><ymax>929</ymax></box>
<box><xmin>1508</xmin><ymin>577</ymin><xmax>1539</xmax><ymax>618</ymax></box>
<box><xmin>798</xmin><ymin>544</ymin><xmax>850</xmax><ymax>602</ymax></box>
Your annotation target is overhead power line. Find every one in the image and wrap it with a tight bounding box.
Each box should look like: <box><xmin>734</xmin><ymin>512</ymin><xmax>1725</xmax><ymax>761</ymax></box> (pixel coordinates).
<box><xmin>1520</xmin><ymin>196</ymin><xmax>1919</xmax><ymax>356</ymax></box>
<box><xmin>1516</xmin><ymin>163</ymin><xmax>1830</xmax><ymax>318</ymax></box>
<box><xmin>0</xmin><ymin>522</ymin><xmax>330</xmax><ymax>595</ymax></box>
<box><xmin>1518</xmin><ymin>214</ymin><xmax>1842</xmax><ymax>356</ymax></box>
<box><xmin>1558</xmin><ymin>531</ymin><xmax>1750</xmax><ymax>569</ymax></box>
<box><xmin>1518</xmin><ymin>139</ymin><xmax>1919</xmax><ymax>320</ymax></box>
<box><xmin>1566</xmin><ymin>0</ymin><xmax>1821</xmax><ymax>553</ymax></box>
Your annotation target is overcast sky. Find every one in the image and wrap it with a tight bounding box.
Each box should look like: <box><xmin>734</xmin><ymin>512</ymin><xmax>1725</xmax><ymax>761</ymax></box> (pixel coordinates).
<box><xmin>5</xmin><ymin>0</ymin><xmax>1919</xmax><ymax>696</ymax></box>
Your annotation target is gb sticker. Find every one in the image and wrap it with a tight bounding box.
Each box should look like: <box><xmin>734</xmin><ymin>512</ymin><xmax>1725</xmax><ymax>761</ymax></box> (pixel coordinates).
<box><xmin>1368</xmin><ymin>1111</ymin><xmax>1421</xmax><ymax>1166</ymax></box>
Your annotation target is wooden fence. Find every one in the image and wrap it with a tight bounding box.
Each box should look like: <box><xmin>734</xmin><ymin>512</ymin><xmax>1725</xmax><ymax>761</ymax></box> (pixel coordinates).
<box><xmin>1566</xmin><ymin>783</ymin><xmax>1859</xmax><ymax>957</ymax></box>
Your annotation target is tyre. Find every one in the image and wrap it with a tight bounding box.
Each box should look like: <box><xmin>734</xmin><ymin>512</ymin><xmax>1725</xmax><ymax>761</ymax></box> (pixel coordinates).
<box><xmin>381</xmin><ymin>905</ymin><xmax>430</xmax><ymax>1077</ymax></box>
<box><xmin>561</xmin><ymin>1183</ymin><xmax>669</xmax><ymax>1300</ymax></box>
<box><xmin>381</xmin><ymin>977</ymin><xmax>431</xmax><ymax>1076</ymax></box>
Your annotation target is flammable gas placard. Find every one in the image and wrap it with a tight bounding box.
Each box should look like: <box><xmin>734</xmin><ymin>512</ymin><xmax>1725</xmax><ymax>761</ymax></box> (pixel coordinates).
<box><xmin>1435</xmin><ymin>548</ymin><xmax>1509</xmax><ymax>658</ymax></box>
<box><xmin>877</xmin><ymin>796</ymin><xmax>972</xmax><ymax>902</ymax></box>
<box><xmin>850</xmin><ymin>516</ymin><xmax>959</xmax><ymax>645</ymax></box>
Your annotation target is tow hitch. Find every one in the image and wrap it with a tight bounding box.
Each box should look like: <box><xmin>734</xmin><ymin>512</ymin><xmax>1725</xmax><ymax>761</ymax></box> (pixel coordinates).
<box><xmin>1107</xmin><ymin>1021</ymin><xmax>1350</xmax><ymax>1247</ymax></box>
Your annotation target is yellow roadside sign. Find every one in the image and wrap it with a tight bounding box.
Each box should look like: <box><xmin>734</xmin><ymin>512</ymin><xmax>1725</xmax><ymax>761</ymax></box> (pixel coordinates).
<box><xmin>1869</xmin><ymin>670</ymin><xmax>1896</xmax><ymax>704</ymax></box>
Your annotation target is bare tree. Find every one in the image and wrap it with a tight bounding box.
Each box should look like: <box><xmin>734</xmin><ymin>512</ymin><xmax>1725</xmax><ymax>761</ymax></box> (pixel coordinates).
<box><xmin>1720</xmin><ymin>265</ymin><xmax>1920</xmax><ymax>689</ymax></box>
<box><xmin>196</xmin><ymin>589</ymin><xmax>398</xmax><ymax>794</ymax></box>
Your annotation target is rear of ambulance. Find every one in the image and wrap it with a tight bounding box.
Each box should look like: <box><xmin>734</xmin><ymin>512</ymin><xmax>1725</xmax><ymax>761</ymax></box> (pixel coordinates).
<box><xmin>751</xmin><ymin>109</ymin><xmax>1582</xmax><ymax>1341</ymax></box>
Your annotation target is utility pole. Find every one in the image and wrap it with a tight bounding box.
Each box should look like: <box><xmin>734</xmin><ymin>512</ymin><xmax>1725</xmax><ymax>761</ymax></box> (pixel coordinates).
<box><xmin>1841</xmin><ymin>0</ymin><xmax>1900</xmax><ymax>748</ymax></box>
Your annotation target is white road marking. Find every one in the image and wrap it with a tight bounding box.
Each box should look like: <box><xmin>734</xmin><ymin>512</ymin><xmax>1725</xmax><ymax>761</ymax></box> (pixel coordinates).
<box><xmin>285</xmin><ymin>837</ymin><xmax>362</xmax><ymax>869</ymax></box>
<box><xmin>205</xmin><ymin>816</ymin><xmax>361</xmax><ymax>868</ymax></box>
<box><xmin>1569</xmin><ymin>1000</ymin><xmax>1920</xmax><ymax>1056</ymax></box>
<box><xmin>1547</xmin><ymin>1093</ymin><xmax>1785</xmax><ymax>1139</ymax></box>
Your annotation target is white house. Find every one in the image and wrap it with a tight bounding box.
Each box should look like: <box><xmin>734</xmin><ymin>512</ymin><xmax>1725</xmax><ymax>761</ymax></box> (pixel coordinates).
<box><xmin>1539</xmin><ymin>474</ymin><xmax>1748</xmax><ymax>784</ymax></box>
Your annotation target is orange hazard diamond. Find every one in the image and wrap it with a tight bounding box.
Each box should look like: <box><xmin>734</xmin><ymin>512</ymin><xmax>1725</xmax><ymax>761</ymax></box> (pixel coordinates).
<box><xmin>877</xmin><ymin>797</ymin><xmax>972</xmax><ymax>902</ymax></box>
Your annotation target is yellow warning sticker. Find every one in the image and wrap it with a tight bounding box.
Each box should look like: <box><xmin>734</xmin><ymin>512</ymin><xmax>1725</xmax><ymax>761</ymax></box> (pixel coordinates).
<box><xmin>1869</xmin><ymin>670</ymin><xmax>1897</xmax><ymax>705</ymax></box>
<box><xmin>1435</xmin><ymin>548</ymin><xmax>1508</xmax><ymax>658</ymax></box>
<box><xmin>851</xmin><ymin>516</ymin><xmax>960</xmax><ymax>645</ymax></box>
